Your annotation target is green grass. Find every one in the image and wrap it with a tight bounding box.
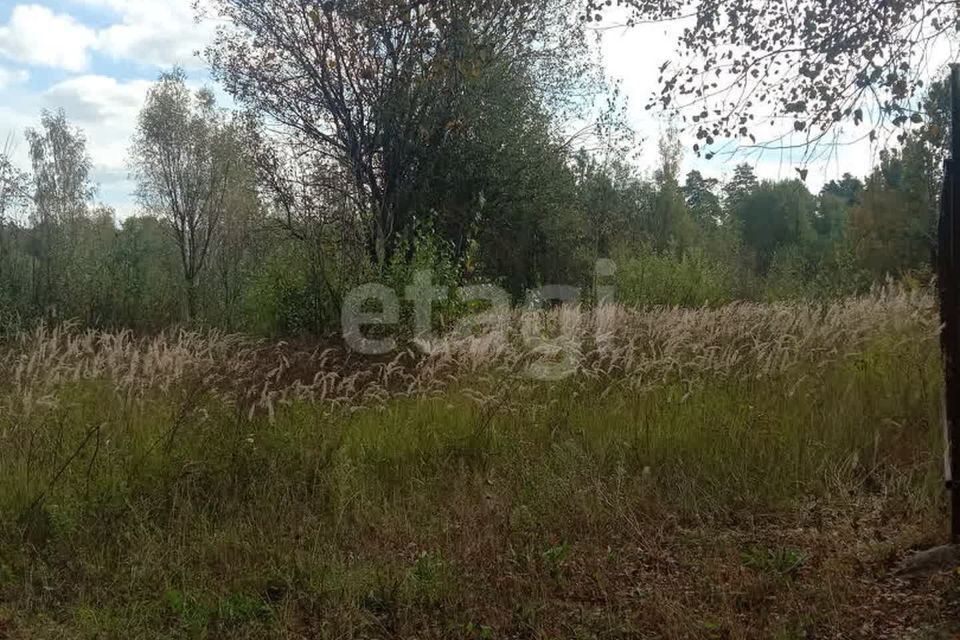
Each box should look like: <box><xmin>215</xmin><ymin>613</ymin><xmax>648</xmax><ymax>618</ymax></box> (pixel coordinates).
<box><xmin>0</xmin><ymin>329</ymin><xmax>956</xmax><ymax>638</ymax></box>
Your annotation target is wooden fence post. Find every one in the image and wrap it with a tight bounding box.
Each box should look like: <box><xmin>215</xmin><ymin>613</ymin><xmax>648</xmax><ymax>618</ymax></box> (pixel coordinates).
<box><xmin>938</xmin><ymin>65</ymin><xmax>960</xmax><ymax>544</ymax></box>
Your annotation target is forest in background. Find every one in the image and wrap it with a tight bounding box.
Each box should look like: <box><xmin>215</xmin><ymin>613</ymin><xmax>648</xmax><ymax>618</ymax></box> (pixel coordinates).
<box><xmin>0</xmin><ymin>0</ymin><xmax>949</xmax><ymax>339</ymax></box>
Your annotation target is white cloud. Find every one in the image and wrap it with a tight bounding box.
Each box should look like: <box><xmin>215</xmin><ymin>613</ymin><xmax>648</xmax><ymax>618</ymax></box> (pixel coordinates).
<box><xmin>79</xmin><ymin>0</ymin><xmax>216</xmax><ymax>68</ymax></box>
<box><xmin>0</xmin><ymin>1</ymin><xmax>216</xmax><ymax>73</ymax></box>
<box><xmin>44</xmin><ymin>75</ymin><xmax>149</xmax><ymax>124</ymax></box>
<box><xmin>0</xmin><ymin>66</ymin><xmax>29</xmax><ymax>89</ymax></box>
<box><xmin>43</xmin><ymin>75</ymin><xmax>152</xmax><ymax>172</ymax></box>
<box><xmin>0</xmin><ymin>4</ymin><xmax>97</xmax><ymax>72</ymax></box>
<box><xmin>0</xmin><ymin>74</ymin><xmax>156</xmax><ymax>217</ymax></box>
<box><xmin>0</xmin><ymin>2</ymin><xmax>217</xmax><ymax>218</ymax></box>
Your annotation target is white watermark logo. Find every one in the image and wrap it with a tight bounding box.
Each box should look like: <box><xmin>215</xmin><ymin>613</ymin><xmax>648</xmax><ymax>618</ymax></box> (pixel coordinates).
<box><xmin>340</xmin><ymin>260</ymin><xmax>617</xmax><ymax>380</ymax></box>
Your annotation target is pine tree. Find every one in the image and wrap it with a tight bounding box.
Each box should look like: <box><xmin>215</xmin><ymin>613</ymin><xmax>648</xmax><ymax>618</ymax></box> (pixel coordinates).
<box><xmin>723</xmin><ymin>163</ymin><xmax>758</xmax><ymax>214</ymax></box>
<box><xmin>682</xmin><ymin>170</ymin><xmax>721</xmax><ymax>226</ymax></box>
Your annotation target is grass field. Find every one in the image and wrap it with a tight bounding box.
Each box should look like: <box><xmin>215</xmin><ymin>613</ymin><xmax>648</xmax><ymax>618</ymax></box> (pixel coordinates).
<box><xmin>0</xmin><ymin>287</ymin><xmax>958</xmax><ymax>639</ymax></box>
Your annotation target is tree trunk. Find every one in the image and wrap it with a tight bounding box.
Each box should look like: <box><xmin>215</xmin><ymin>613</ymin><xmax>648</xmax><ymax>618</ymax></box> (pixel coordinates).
<box><xmin>185</xmin><ymin>276</ymin><xmax>198</xmax><ymax>322</ymax></box>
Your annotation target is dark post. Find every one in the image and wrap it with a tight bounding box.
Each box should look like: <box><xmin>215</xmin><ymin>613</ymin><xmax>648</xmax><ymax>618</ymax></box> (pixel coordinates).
<box><xmin>938</xmin><ymin>65</ymin><xmax>960</xmax><ymax>544</ymax></box>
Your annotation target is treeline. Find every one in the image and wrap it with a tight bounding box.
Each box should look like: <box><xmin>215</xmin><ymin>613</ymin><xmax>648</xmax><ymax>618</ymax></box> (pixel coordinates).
<box><xmin>0</xmin><ymin>0</ymin><xmax>947</xmax><ymax>337</ymax></box>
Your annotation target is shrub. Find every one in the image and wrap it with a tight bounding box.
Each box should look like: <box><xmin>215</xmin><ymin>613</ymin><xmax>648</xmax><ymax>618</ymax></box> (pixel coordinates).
<box><xmin>614</xmin><ymin>246</ymin><xmax>736</xmax><ymax>308</ymax></box>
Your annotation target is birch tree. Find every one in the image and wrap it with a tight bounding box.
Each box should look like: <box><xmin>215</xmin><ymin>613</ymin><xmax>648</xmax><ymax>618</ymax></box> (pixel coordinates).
<box><xmin>131</xmin><ymin>69</ymin><xmax>236</xmax><ymax>321</ymax></box>
<box><xmin>25</xmin><ymin>110</ymin><xmax>95</xmax><ymax>315</ymax></box>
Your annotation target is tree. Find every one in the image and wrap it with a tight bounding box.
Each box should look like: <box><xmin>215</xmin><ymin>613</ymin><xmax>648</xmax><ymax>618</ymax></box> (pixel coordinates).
<box><xmin>26</xmin><ymin>110</ymin><xmax>93</xmax><ymax>229</ymax></box>
<box><xmin>205</xmin><ymin>0</ymin><xmax>603</xmax><ymax>274</ymax></box>
<box><xmin>734</xmin><ymin>179</ymin><xmax>816</xmax><ymax>274</ymax></box>
<box><xmin>406</xmin><ymin>34</ymin><xmax>605</xmax><ymax>296</ymax></box>
<box><xmin>723</xmin><ymin>163</ymin><xmax>758</xmax><ymax>214</ymax></box>
<box><xmin>847</xmin><ymin>145</ymin><xmax>938</xmax><ymax>279</ymax></box>
<box><xmin>683</xmin><ymin>170</ymin><xmax>721</xmax><ymax>226</ymax></box>
<box><xmin>841</xmin><ymin>80</ymin><xmax>950</xmax><ymax>280</ymax></box>
<box><xmin>596</xmin><ymin>0</ymin><xmax>957</xmax><ymax>151</ymax></box>
<box><xmin>25</xmin><ymin>109</ymin><xmax>95</xmax><ymax>315</ymax></box>
<box><xmin>112</xmin><ymin>215</ymin><xmax>183</xmax><ymax>329</ymax></box>
<box><xmin>815</xmin><ymin>173</ymin><xmax>863</xmax><ymax>243</ymax></box>
<box><xmin>65</xmin><ymin>206</ymin><xmax>122</xmax><ymax>326</ymax></box>
<box><xmin>130</xmin><ymin>69</ymin><xmax>238</xmax><ymax>321</ymax></box>
<box><xmin>0</xmin><ymin>138</ymin><xmax>32</xmax><ymax>316</ymax></box>
<box><xmin>648</xmin><ymin>129</ymin><xmax>693</xmax><ymax>254</ymax></box>
<box><xmin>822</xmin><ymin>173</ymin><xmax>864</xmax><ymax>207</ymax></box>
<box><xmin>0</xmin><ymin>136</ymin><xmax>30</xmax><ymax>225</ymax></box>
<box><xmin>575</xmin><ymin>152</ymin><xmax>640</xmax><ymax>260</ymax></box>
<box><xmin>208</xmin><ymin>122</ymin><xmax>265</xmax><ymax>329</ymax></box>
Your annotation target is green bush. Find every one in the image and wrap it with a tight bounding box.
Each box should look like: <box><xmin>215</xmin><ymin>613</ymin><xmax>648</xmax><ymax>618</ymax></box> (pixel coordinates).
<box><xmin>386</xmin><ymin>219</ymin><xmax>468</xmax><ymax>335</ymax></box>
<box><xmin>614</xmin><ymin>246</ymin><xmax>736</xmax><ymax>308</ymax></box>
<box><xmin>242</xmin><ymin>243</ymin><xmax>340</xmax><ymax>336</ymax></box>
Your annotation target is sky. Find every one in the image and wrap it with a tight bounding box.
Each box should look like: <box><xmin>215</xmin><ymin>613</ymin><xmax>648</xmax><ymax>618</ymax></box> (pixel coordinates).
<box><xmin>597</xmin><ymin>16</ymin><xmax>883</xmax><ymax>188</ymax></box>
<box><xmin>0</xmin><ymin>0</ymin><xmax>216</xmax><ymax>218</ymax></box>
<box><xmin>0</xmin><ymin>0</ymin><xmax>943</xmax><ymax>218</ymax></box>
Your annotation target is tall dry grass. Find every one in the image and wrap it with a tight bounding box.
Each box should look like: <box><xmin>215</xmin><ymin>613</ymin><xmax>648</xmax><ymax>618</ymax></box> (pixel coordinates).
<box><xmin>0</xmin><ymin>285</ymin><xmax>937</xmax><ymax>416</ymax></box>
<box><xmin>0</xmin><ymin>286</ymin><xmax>952</xmax><ymax>639</ymax></box>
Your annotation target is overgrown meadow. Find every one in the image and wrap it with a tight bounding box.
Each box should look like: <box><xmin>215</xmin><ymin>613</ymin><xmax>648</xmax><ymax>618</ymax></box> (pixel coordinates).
<box><xmin>0</xmin><ymin>287</ymin><xmax>957</xmax><ymax>638</ymax></box>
